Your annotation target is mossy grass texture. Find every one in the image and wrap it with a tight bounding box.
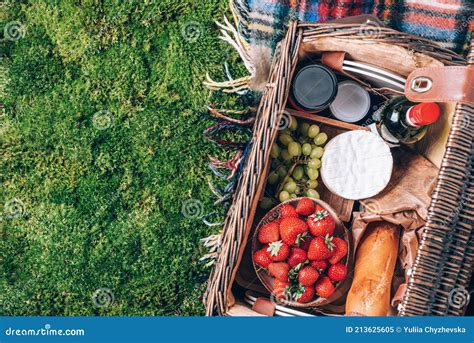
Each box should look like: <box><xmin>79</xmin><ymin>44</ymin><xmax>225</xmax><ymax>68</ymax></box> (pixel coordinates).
<box><xmin>1</xmin><ymin>0</ymin><xmax>248</xmax><ymax>315</ymax></box>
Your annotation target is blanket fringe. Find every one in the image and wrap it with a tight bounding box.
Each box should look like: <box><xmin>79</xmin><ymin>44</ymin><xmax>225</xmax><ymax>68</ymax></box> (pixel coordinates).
<box><xmin>200</xmin><ymin>232</ymin><xmax>223</xmax><ymax>267</ymax></box>
<box><xmin>207</xmin><ymin>180</ymin><xmax>233</xmax><ymax>205</ymax></box>
<box><xmin>203</xmin><ymin>73</ymin><xmax>251</xmax><ymax>93</ymax></box>
<box><xmin>201</xmin><ymin>212</ymin><xmax>224</xmax><ymax>227</ymax></box>
<box><xmin>216</xmin><ymin>16</ymin><xmax>253</xmax><ymax>74</ymax></box>
<box><xmin>208</xmin><ymin>106</ymin><xmax>255</xmax><ymax>125</ymax></box>
<box><xmin>203</xmin><ymin>122</ymin><xmax>250</xmax><ymax>149</ymax></box>
<box><xmin>209</xmin><ymin>150</ymin><xmax>244</xmax><ymax>180</ymax></box>
<box><xmin>203</xmin><ymin>14</ymin><xmax>254</xmax><ymax>94</ymax></box>
<box><xmin>200</xmin><ymin>4</ymin><xmax>256</xmax><ymax>265</ymax></box>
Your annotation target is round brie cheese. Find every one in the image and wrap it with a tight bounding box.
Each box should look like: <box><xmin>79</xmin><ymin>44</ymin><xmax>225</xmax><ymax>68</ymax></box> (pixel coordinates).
<box><xmin>321</xmin><ymin>130</ymin><xmax>393</xmax><ymax>200</ymax></box>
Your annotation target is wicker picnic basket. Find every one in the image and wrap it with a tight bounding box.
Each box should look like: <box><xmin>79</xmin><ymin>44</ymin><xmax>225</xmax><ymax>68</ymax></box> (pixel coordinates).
<box><xmin>204</xmin><ymin>20</ymin><xmax>474</xmax><ymax>316</ymax></box>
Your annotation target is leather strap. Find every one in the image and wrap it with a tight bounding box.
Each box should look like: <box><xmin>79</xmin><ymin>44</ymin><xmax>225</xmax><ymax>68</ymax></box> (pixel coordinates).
<box><xmin>405</xmin><ymin>66</ymin><xmax>474</xmax><ymax>103</ymax></box>
<box><xmin>252</xmin><ymin>297</ymin><xmax>276</xmax><ymax>316</ymax></box>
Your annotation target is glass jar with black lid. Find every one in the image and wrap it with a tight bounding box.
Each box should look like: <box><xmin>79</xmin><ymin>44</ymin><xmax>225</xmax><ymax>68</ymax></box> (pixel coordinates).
<box><xmin>289</xmin><ymin>63</ymin><xmax>338</xmax><ymax>113</ymax></box>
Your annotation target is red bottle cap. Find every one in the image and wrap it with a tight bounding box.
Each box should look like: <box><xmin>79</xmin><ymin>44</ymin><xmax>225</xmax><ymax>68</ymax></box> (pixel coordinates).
<box><xmin>407</xmin><ymin>102</ymin><xmax>440</xmax><ymax>126</ymax></box>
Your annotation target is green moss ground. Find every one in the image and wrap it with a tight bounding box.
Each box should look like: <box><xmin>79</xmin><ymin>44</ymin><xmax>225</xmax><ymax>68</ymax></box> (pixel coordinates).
<box><xmin>1</xmin><ymin>0</ymin><xmax>247</xmax><ymax>315</ymax></box>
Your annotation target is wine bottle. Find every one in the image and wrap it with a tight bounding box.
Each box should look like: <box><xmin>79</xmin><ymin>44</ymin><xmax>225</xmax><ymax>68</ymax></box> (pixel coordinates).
<box><xmin>375</xmin><ymin>96</ymin><xmax>440</xmax><ymax>145</ymax></box>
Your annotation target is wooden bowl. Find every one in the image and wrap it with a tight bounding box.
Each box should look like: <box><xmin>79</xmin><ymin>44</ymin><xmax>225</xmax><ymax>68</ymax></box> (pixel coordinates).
<box><xmin>251</xmin><ymin>197</ymin><xmax>353</xmax><ymax>308</ymax></box>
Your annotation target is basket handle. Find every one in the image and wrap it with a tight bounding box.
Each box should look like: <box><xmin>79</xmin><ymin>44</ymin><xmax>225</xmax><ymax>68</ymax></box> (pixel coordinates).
<box><xmin>405</xmin><ymin>66</ymin><xmax>474</xmax><ymax>103</ymax></box>
<box><xmin>405</xmin><ymin>38</ymin><xmax>474</xmax><ymax>104</ymax></box>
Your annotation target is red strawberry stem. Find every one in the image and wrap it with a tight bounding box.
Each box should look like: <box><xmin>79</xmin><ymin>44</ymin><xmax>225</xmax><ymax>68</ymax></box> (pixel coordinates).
<box><xmin>325</xmin><ymin>234</ymin><xmax>335</xmax><ymax>251</ymax></box>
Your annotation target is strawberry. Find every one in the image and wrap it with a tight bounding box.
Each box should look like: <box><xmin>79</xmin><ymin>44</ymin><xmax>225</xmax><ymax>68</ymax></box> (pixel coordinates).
<box><xmin>298</xmin><ymin>266</ymin><xmax>319</xmax><ymax>286</ymax></box>
<box><xmin>279</xmin><ymin>204</ymin><xmax>298</xmax><ymax>219</ymax></box>
<box><xmin>307</xmin><ymin>205</ymin><xmax>335</xmax><ymax>237</ymax></box>
<box><xmin>328</xmin><ymin>237</ymin><xmax>348</xmax><ymax>264</ymax></box>
<box><xmin>268</xmin><ymin>262</ymin><xmax>290</xmax><ymax>282</ymax></box>
<box><xmin>295</xmin><ymin>198</ymin><xmax>315</xmax><ymax>216</ymax></box>
<box><xmin>307</xmin><ymin>234</ymin><xmax>335</xmax><ymax>260</ymax></box>
<box><xmin>273</xmin><ymin>279</ymin><xmax>290</xmax><ymax>300</ymax></box>
<box><xmin>267</xmin><ymin>240</ymin><xmax>290</xmax><ymax>261</ymax></box>
<box><xmin>279</xmin><ymin>217</ymin><xmax>308</xmax><ymax>246</ymax></box>
<box><xmin>298</xmin><ymin>235</ymin><xmax>312</xmax><ymax>251</ymax></box>
<box><xmin>288</xmin><ymin>247</ymin><xmax>307</xmax><ymax>267</ymax></box>
<box><xmin>328</xmin><ymin>263</ymin><xmax>347</xmax><ymax>282</ymax></box>
<box><xmin>310</xmin><ymin>260</ymin><xmax>329</xmax><ymax>272</ymax></box>
<box><xmin>253</xmin><ymin>248</ymin><xmax>272</xmax><ymax>268</ymax></box>
<box><xmin>315</xmin><ymin>276</ymin><xmax>335</xmax><ymax>298</ymax></box>
<box><xmin>258</xmin><ymin>222</ymin><xmax>280</xmax><ymax>244</ymax></box>
<box><xmin>293</xmin><ymin>284</ymin><xmax>314</xmax><ymax>303</ymax></box>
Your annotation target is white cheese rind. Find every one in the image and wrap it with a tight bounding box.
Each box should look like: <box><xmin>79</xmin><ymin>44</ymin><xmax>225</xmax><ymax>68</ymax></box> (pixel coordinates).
<box><xmin>321</xmin><ymin>130</ymin><xmax>393</xmax><ymax>200</ymax></box>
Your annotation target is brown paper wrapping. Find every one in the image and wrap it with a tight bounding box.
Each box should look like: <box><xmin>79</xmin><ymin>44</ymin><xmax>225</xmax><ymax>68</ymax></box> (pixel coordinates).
<box><xmin>351</xmin><ymin>149</ymin><xmax>439</xmax><ymax>314</ymax></box>
<box><xmin>247</xmin><ymin>150</ymin><xmax>439</xmax><ymax>317</ymax></box>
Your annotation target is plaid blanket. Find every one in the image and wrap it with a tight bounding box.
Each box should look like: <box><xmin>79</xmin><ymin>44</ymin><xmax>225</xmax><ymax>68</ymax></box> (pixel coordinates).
<box><xmin>228</xmin><ymin>0</ymin><xmax>473</xmax><ymax>90</ymax></box>
<box><xmin>235</xmin><ymin>0</ymin><xmax>473</xmax><ymax>53</ymax></box>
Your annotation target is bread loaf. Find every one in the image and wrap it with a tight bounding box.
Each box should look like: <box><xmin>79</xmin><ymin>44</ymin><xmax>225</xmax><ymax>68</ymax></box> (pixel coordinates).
<box><xmin>346</xmin><ymin>221</ymin><xmax>399</xmax><ymax>316</ymax></box>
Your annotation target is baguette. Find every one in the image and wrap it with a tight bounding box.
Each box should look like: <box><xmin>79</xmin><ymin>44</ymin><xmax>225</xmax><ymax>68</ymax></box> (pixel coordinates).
<box><xmin>346</xmin><ymin>221</ymin><xmax>399</xmax><ymax>316</ymax></box>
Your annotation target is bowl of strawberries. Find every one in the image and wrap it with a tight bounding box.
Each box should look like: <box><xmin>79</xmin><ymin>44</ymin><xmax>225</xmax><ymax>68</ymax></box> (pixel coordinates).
<box><xmin>252</xmin><ymin>197</ymin><xmax>353</xmax><ymax>307</ymax></box>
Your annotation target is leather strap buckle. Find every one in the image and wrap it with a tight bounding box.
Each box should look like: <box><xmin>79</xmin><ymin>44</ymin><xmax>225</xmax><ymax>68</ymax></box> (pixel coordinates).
<box><xmin>406</xmin><ymin>66</ymin><xmax>474</xmax><ymax>104</ymax></box>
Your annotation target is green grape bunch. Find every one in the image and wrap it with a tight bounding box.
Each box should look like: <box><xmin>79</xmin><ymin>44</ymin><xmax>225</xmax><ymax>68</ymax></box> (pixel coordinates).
<box><xmin>259</xmin><ymin>115</ymin><xmax>329</xmax><ymax>209</ymax></box>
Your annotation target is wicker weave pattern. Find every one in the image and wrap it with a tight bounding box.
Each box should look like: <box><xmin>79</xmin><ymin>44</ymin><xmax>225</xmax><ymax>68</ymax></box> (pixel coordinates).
<box><xmin>204</xmin><ymin>23</ymin><xmax>302</xmax><ymax>316</ymax></box>
<box><xmin>400</xmin><ymin>101</ymin><xmax>474</xmax><ymax>315</ymax></box>
<box><xmin>400</xmin><ymin>44</ymin><xmax>474</xmax><ymax>316</ymax></box>
<box><xmin>204</xmin><ymin>22</ymin><xmax>473</xmax><ymax>316</ymax></box>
